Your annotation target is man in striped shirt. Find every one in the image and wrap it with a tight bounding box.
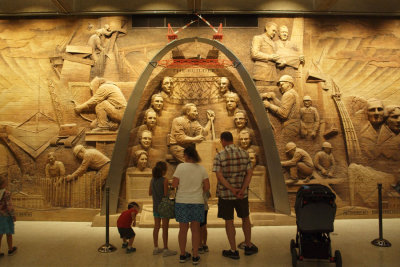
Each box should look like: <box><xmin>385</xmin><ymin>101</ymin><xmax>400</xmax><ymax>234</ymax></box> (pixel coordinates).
<box><xmin>212</xmin><ymin>131</ymin><xmax>258</xmax><ymax>259</ymax></box>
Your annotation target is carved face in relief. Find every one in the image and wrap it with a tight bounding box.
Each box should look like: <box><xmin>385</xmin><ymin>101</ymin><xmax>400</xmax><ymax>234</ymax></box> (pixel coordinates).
<box><xmin>218</xmin><ymin>77</ymin><xmax>230</xmax><ymax>95</ymax></box>
<box><xmin>303</xmin><ymin>100</ymin><xmax>312</xmax><ymax>108</ymax></box>
<box><xmin>47</xmin><ymin>153</ymin><xmax>56</xmax><ymax>165</ymax></box>
<box><xmin>161</xmin><ymin>77</ymin><xmax>173</xmax><ymax>96</ymax></box>
<box><xmin>265</xmin><ymin>23</ymin><xmax>278</xmax><ymax>39</ymax></box>
<box><xmin>140</xmin><ymin>130</ymin><xmax>152</xmax><ymax>150</ymax></box>
<box><xmin>322</xmin><ymin>147</ymin><xmax>332</xmax><ymax>154</ymax></box>
<box><xmin>279</xmin><ymin>26</ymin><xmax>289</xmax><ymax>41</ymax></box>
<box><xmin>151</xmin><ymin>95</ymin><xmax>164</xmax><ymax>113</ymax></box>
<box><xmin>278</xmin><ymin>81</ymin><xmax>292</xmax><ymax>94</ymax></box>
<box><xmin>144</xmin><ymin>110</ymin><xmax>157</xmax><ymax>129</ymax></box>
<box><xmin>137</xmin><ymin>153</ymin><xmax>148</xmax><ymax>171</ymax></box>
<box><xmin>239</xmin><ymin>130</ymin><xmax>251</xmax><ymax>150</ymax></box>
<box><xmin>234</xmin><ymin>111</ymin><xmax>247</xmax><ymax>129</ymax></box>
<box><xmin>367</xmin><ymin>100</ymin><xmax>384</xmax><ymax>128</ymax></box>
<box><xmin>248</xmin><ymin>150</ymin><xmax>257</xmax><ymax>168</ymax></box>
<box><xmin>187</xmin><ymin>105</ymin><xmax>199</xmax><ymax>121</ymax></box>
<box><xmin>386</xmin><ymin>107</ymin><xmax>400</xmax><ymax>134</ymax></box>
<box><xmin>226</xmin><ymin>96</ymin><xmax>238</xmax><ymax>112</ymax></box>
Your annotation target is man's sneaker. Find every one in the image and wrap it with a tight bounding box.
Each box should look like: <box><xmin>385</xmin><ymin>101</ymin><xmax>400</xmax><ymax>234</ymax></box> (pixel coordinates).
<box><xmin>122</xmin><ymin>242</ymin><xmax>128</xmax><ymax>249</ymax></box>
<box><xmin>153</xmin><ymin>248</ymin><xmax>163</xmax><ymax>255</ymax></box>
<box><xmin>126</xmin><ymin>247</ymin><xmax>136</xmax><ymax>254</ymax></box>
<box><xmin>222</xmin><ymin>249</ymin><xmax>240</xmax><ymax>259</ymax></box>
<box><xmin>198</xmin><ymin>246</ymin><xmax>204</xmax><ymax>254</ymax></box>
<box><xmin>163</xmin><ymin>249</ymin><xmax>177</xmax><ymax>257</ymax></box>
<box><xmin>179</xmin><ymin>252</ymin><xmax>191</xmax><ymax>263</ymax></box>
<box><xmin>202</xmin><ymin>245</ymin><xmax>209</xmax><ymax>252</ymax></box>
<box><xmin>244</xmin><ymin>244</ymin><xmax>258</xmax><ymax>256</ymax></box>
<box><xmin>192</xmin><ymin>256</ymin><xmax>200</xmax><ymax>265</ymax></box>
<box><xmin>8</xmin><ymin>247</ymin><xmax>17</xmax><ymax>256</ymax></box>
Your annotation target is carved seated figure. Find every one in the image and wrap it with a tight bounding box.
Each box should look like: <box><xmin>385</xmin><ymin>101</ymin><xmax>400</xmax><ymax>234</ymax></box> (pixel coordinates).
<box><xmin>314</xmin><ymin>142</ymin><xmax>335</xmax><ymax>178</ymax></box>
<box><xmin>74</xmin><ymin>77</ymin><xmax>127</xmax><ymax>132</ymax></box>
<box><xmin>168</xmin><ymin>103</ymin><xmax>215</xmax><ymax>162</ymax></box>
<box><xmin>281</xmin><ymin>142</ymin><xmax>314</xmax><ymax>184</ymax></box>
<box><xmin>300</xmin><ymin>95</ymin><xmax>320</xmax><ymax>139</ymax></box>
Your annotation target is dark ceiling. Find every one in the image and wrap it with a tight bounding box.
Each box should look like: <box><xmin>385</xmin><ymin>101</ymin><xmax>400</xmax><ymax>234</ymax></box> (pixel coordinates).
<box><xmin>1</xmin><ymin>0</ymin><xmax>400</xmax><ymax>16</ymax></box>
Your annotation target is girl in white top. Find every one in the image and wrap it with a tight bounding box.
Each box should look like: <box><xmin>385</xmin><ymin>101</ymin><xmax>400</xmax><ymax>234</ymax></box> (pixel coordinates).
<box><xmin>172</xmin><ymin>146</ymin><xmax>210</xmax><ymax>265</ymax></box>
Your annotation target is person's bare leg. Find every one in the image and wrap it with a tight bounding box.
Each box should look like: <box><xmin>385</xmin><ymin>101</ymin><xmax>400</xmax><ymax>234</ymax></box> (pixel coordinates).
<box><xmin>178</xmin><ymin>223</ymin><xmax>189</xmax><ymax>255</ymax></box>
<box><xmin>242</xmin><ymin>216</ymin><xmax>252</xmax><ymax>247</ymax></box>
<box><xmin>225</xmin><ymin>219</ymin><xmax>236</xmax><ymax>250</ymax></box>
<box><xmin>0</xmin><ymin>234</ymin><xmax>3</xmax><ymax>253</ymax></box>
<box><xmin>161</xmin><ymin>218</ymin><xmax>169</xmax><ymax>249</ymax></box>
<box><xmin>153</xmin><ymin>217</ymin><xmax>161</xmax><ymax>247</ymax></box>
<box><xmin>191</xmin><ymin>221</ymin><xmax>200</xmax><ymax>257</ymax></box>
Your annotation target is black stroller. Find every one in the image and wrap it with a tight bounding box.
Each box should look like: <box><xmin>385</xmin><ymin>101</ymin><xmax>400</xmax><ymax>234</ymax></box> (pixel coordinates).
<box><xmin>290</xmin><ymin>184</ymin><xmax>342</xmax><ymax>267</ymax></box>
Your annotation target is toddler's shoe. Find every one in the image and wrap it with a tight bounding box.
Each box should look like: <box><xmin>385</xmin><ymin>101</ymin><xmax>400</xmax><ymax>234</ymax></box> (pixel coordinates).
<box><xmin>122</xmin><ymin>242</ymin><xmax>128</xmax><ymax>249</ymax></box>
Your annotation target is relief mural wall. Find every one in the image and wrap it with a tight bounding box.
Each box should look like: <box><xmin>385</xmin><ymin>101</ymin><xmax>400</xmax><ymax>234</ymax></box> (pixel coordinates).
<box><xmin>0</xmin><ymin>16</ymin><xmax>399</xmax><ymax>221</ymax></box>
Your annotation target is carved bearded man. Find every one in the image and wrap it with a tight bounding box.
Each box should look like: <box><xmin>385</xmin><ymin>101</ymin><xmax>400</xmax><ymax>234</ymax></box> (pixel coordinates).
<box><xmin>169</xmin><ymin>103</ymin><xmax>215</xmax><ymax>162</ymax></box>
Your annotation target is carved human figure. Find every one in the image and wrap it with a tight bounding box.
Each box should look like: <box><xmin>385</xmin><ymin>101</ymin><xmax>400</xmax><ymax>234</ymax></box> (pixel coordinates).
<box><xmin>238</xmin><ymin>129</ymin><xmax>259</xmax><ymax>154</ymax></box>
<box><xmin>132</xmin><ymin>130</ymin><xmax>153</xmax><ymax>153</ymax></box>
<box><xmin>87</xmin><ymin>29</ymin><xmax>105</xmax><ymax>63</ymax></box>
<box><xmin>134</xmin><ymin>150</ymin><xmax>149</xmax><ymax>172</ymax></box>
<box><xmin>275</xmin><ymin>25</ymin><xmax>305</xmax><ymax>70</ymax></box>
<box><xmin>45</xmin><ymin>152</ymin><xmax>65</xmax><ymax>180</ymax></box>
<box><xmin>231</xmin><ymin>109</ymin><xmax>255</xmax><ymax>145</ymax></box>
<box><xmin>281</xmin><ymin>142</ymin><xmax>314</xmax><ymax>184</ymax></box>
<box><xmin>263</xmin><ymin>75</ymin><xmax>300</xmax><ymax>138</ymax></box>
<box><xmin>300</xmin><ymin>95</ymin><xmax>320</xmax><ymax>139</ymax></box>
<box><xmin>168</xmin><ymin>103</ymin><xmax>215</xmax><ymax>162</ymax></box>
<box><xmin>66</xmin><ymin>145</ymin><xmax>110</xmax><ymax>187</ymax></box>
<box><xmin>225</xmin><ymin>91</ymin><xmax>240</xmax><ymax>116</ymax></box>
<box><xmin>218</xmin><ymin>77</ymin><xmax>230</xmax><ymax>98</ymax></box>
<box><xmin>74</xmin><ymin>77</ymin><xmax>127</xmax><ymax>132</ymax></box>
<box><xmin>160</xmin><ymin>76</ymin><xmax>174</xmax><ymax>99</ymax></box>
<box><xmin>251</xmin><ymin>22</ymin><xmax>280</xmax><ymax>84</ymax></box>
<box><xmin>150</xmin><ymin>93</ymin><xmax>164</xmax><ymax>115</ymax></box>
<box><xmin>359</xmin><ymin>99</ymin><xmax>385</xmax><ymax>158</ymax></box>
<box><xmin>377</xmin><ymin>105</ymin><xmax>400</xmax><ymax>160</ymax></box>
<box><xmin>314</xmin><ymin>142</ymin><xmax>335</xmax><ymax>178</ymax></box>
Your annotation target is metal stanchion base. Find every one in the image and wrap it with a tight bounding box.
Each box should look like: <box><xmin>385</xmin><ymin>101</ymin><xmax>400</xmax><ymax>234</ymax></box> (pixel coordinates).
<box><xmin>98</xmin><ymin>243</ymin><xmax>117</xmax><ymax>253</ymax></box>
<box><xmin>371</xmin><ymin>238</ymin><xmax>392</xmax><ymax>247</ymax></box>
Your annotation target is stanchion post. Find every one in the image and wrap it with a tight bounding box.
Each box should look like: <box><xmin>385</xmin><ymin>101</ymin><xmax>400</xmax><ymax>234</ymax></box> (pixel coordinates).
<box><xmin>371</xmin><ymin>183</ymin><xmax>391</xmax><ymax>247</ymax></box>
<box><xmin>98</xmin><ymin>186</ymin><xmax>117</xmax><ymax>253</ymax></box>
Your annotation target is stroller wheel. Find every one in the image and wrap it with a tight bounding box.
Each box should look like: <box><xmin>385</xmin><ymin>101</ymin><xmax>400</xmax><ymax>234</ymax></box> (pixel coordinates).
<box><xmin>291</xmin><ymin>246</ymin><xmax>297</xmax><ymax>267</ymax></box>
<box><xmin>335</xmin><ymin>250</ymin><xmax>342</xmax><ymax>267</ymax></box>
<box><xmin>290</xmin><ymin>239</ymin><xmax>296</xmax><ymax>249</ymax></box>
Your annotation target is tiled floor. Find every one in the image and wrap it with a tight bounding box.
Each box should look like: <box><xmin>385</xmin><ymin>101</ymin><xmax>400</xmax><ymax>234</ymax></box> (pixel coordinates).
<box><xmin>0</xmin><ymin>218</ymin><xmax>399</xmax><ymax>266</ymax></box>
